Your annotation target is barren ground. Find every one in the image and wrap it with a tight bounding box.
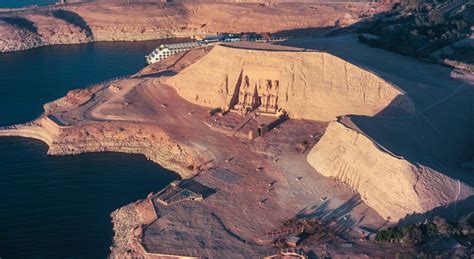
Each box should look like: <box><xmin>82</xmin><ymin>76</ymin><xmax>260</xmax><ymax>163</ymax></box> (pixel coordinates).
<box><xmin>0</xmin><ymin>1</ymin><xmax>392</xmax><ymax>52</ymax></box>
<box><xmin>50</xmin><ymin>67</ymin><xmax>390</xmax><ymax>257</ymax></box>
<box><xmin>0</xmin><ymin>37</ymin><xmax>472</xmax><ymax>258</ymax></box>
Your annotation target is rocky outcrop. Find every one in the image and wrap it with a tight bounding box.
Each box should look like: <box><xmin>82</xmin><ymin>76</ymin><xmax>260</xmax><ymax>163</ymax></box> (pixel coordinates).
<box><xmin>109</xmin><ymin>201</ymin><xmax>143</xmax><ymax>258</ymax></box>
<box><xmin>0</xmin><ymin>117</ymin><xmax>208</xmax><ymax>179</ymax></box>
<box><xmin>307</xmin><ymin>121</ymin><xmax>473</xmax><ymax>221</ymax></box>
<box><xmin>0</xmin><ymin>116</ymin><xmax>61</xmax><ymax>145</ymax></box>
<box><xmin>0</xmin><ymin>1</ymin><xmax>384</xmax><ymax>52</ymax></box>
<box><xmin>109</xmin><ymin>198</ymin><xmax>158</xmax><ymax>258</ymax></box>
<box><xmin>1</xmin><ymin>32</ymin><xmax>470</xmax><ymax>256</ymax></box>
<box><xmin>0</xmin><ymin>13</ymin><xmax>90</xmax><ymax>52</ymax></box>
<box><xmin>166</xmin><ymin>45</ymin><xmax>414</xmax><ymax>121</ymax></box>
<box><xmin>43</xmin><ymin>87</ymin><xmax>94</xmax><ymax>113</ymax></box>
<box><xmin>49</xmin><ymin>122</ymin><xmax>205</xmax><ymax>178</ymax></box>
<box><xmin>0</xmin><ymin>18</ymin><xmax>43</xmax><ymax>52</ymax></box>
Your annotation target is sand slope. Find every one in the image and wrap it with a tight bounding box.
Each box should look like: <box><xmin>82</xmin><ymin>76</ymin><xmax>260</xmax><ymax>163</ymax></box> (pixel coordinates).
<box><xmin>307</xmin><ymin>121</ymin><xmax>471</xmax><ymax>221</ymax></box>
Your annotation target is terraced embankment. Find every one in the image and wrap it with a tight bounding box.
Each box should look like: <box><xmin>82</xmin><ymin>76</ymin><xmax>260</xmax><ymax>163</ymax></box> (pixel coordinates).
<box><xmin>0</xmin><ymin>116</ymin><xmax>60</xmax><ymax>146</ymax></box>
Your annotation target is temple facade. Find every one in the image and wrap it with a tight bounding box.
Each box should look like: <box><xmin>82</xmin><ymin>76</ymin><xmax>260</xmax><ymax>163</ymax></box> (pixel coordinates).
<box><xmin>232</xmin><ymin>69</ymin><xmax>281</xmax><ymax>115</ymax></box>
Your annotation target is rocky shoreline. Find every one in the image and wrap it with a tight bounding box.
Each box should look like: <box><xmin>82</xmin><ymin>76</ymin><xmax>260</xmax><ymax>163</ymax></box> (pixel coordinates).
<box><xmin>109</xmin><ymin>198</ymin><xmax>153</xmax><ymax>258</ymax></box>
<box><xmin>0</xmin><ymin>1</ymin><xmax>390</xmax><ymax>53</ymax></box>
<box><xmin>0</xmin><ymin>117</ymin><xmax>212</xmax><ymax>258</ymax></box>
<box><xmin>0</xmin><ymin>114</ymin><xmax>210</xmax><ymax>257</ymax></box>
<box><xmin>0</xmin><ymin>116</ymin><xmax>208</xmax><ymax>179</ymax></box>
<box><xmin>1</xmin><ymin>36</ymin><xmax>472</xmax><ymax>257</ymax></box>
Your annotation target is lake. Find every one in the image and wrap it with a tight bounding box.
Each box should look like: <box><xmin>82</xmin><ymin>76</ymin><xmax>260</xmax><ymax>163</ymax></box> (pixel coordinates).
<box><xmin>0</xmin><ymin>40</ymin><xmax>180</xmax><ymax>258</ymax></box>
<box><xmin>0</xmin><ymin>0</ymin><xmax>57</xmax><ymax>8</ymax></box>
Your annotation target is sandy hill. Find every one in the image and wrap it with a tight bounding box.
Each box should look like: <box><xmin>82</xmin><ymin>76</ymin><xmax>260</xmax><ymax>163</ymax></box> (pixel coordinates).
<box><xmin>165</xmin><ymin>43</ymin><xmax>473</xmax><ymax>221</ymax></box>
<box><xmin>307</xmin><ymin>84</ymin><xmax>473</xmax><ymax>221</ymax></box>
<box><xmin>0</xmin><ymin>1</ymin><xmax>384</xmax><ymax>52</ymax></box>
<box><xmin>166</xmin><ymin>45</ymin><xmax>414</xmax><ymax>121</ymax></box>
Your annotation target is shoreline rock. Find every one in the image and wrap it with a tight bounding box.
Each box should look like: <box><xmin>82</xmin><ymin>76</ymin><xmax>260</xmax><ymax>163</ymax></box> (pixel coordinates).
<box><xmin>0</xmin><ymin>1</ymin><xmax>391</xmax><ymax>53</ymax></box>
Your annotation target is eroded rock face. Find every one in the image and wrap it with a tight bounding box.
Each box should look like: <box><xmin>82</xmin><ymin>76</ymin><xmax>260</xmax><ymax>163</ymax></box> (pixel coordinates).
<box><xmin>48</xmin><ymin>122</ymin><xmax>205</xmax><ymax>178</ymax></box>
<box><xmin>0</xmin><ymin>20</ymin><xmax>43</xmax><ymax>52</ymax></box>
<box><xmin>0</xmin><ymin>120</ymin><xmax>58</xmax><ymax>147</ymax></box>
<box><xmin>166</xmin><ymin>45</ymin><xmax>414</xmax><ymax>121</ymax></box>
<box><xmin>307</xmin><ymin>122</ymin><xmax>472</xmax><ymax>221</ymax></box>
<box><xmin>0</xmin><ymin>13</ymin><xmax>91</xmax><ymax>52</ymax></box>
<box><xmin>0</xmin><ymin>1</ymin><xmax>395</xmax><ymax>52</ymax></box>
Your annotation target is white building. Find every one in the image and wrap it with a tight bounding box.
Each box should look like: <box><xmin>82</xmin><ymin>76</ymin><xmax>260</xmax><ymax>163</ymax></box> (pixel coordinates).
<box><xmin>145</xmin><ymin>42</ymin><xmax>201</xmax><ymax>65</ymax></box>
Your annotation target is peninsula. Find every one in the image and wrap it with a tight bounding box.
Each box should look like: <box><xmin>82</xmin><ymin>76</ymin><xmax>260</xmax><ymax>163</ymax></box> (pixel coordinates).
<box><xmin>1</xmin><ymin>36</ymin><xmax>473</xmax><ymax>257</ymax></box>
<box><xmin>1</xmin><ymin>0</ymin><xmax>473</xmax><ymax>258</ymax></box>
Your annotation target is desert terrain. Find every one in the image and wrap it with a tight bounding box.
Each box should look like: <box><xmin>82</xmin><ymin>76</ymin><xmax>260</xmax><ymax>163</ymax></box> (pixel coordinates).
<box><xmin>1</xmin><ymin>33</ymin><xmax>472</xmax><ymax>257</ymax></box>
<box><xmin>0</xmin><ymin>0</ymin><xmax>389</xmax><ymax>52</ymax></box>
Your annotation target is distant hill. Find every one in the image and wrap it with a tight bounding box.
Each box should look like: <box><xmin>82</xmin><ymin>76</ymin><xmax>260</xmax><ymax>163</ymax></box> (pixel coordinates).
<box><xmin>355</xmin><ymin>0</ymin><xmax>473</xmax><ymax>66</ymax></box>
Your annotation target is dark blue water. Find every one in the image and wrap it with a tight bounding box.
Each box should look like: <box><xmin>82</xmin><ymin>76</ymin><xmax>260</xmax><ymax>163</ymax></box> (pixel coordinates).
<box><xmin>0</xmin><ymin>0</ymin><xmax>58</xmax><ymax>8</ymax></box>
<box><xmin>0</xmin><ymin>0</ymin><xmax>57</xmax><ymax>8</ymax></box>
<box><xmin>0</xmin><ymin>41</ymin><xmax>180</xmax><ymax>258</ymax></box>
<box><xmin>0</xmin><ymin>41</ymin><xmax>164</xmax><ymax>126</ymax></box>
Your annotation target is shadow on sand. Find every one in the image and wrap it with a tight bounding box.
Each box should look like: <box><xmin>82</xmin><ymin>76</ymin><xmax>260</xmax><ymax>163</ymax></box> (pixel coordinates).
<box><xmin>139</xmin><ymin>70</ymin><xmax>178</xmax><ymax>78</ymax></box>
<box><xmin>399</xmin><ymin>195</ymin><xmax>474</xmax><ymax>225</ymax></box>
<box><xmin>52</xmin><ymin>9</ymin><xmax>93</xmax><ymax>38</ymax></box>
<box><xmin>276</xmin><ymin>23</ymin><xmax>473</xmax><ymax>188</ymax></box>
<box><xmin>0</xmin><ymin>16</ymin><xmax>38</xmax><ymax>33</ymax></box>
<box><xmin>296</xmin><ymin>196</ymin><xmax>362</xmax><ymax>236</ymax></box>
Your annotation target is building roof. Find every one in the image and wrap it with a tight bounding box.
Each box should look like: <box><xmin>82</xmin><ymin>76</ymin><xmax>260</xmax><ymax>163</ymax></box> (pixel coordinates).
<box><xmin>161</xmin><ymin>41</ymin><xmax>200</xmax><ymax>51</ymax></box>
<box><xmin>203</xmin><ymin>35</ymin><xmax>224</xmax><ymax>41</ymax></box>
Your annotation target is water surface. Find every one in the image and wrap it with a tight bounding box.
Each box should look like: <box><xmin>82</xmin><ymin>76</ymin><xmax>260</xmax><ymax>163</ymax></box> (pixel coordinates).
<box><xmin>0</xmin><ymin>41</ymin><xmax>179</xmax><ymax>258</ymax></box>
<box><xmin>0</xmin><ymin>41</ymin><xmax>164</xmax><ymax>126</ymax></box>
<box><xmin>0</xmin><ymin>0</ymin><xmax>57</xmax><ymax>8</ymax></box>
<box><xmin>0</xmin><ymin>138</ymin><xmax>178</xmax><ymax>258</ymax></box>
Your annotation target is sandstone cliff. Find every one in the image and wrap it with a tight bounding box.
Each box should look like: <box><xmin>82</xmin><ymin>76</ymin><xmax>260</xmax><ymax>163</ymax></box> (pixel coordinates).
<box><xmin>307</xmin><ymin>121</ymin><xmax>472</xmax><ymax>221</ymax></box>
<box><xmin>0</xmin><ymin>1</ymin><xmax>385</xmax><ymax>52</ymax></box>
<box><xmin>0</xmin><ymin>116</ymin><xmax>207</xmax><ymax>179</ymax></box>
<box><xmin>166</xmin><ymin>45</ymin><xmax>414</xmax><ymax>121</ymax></box>
<box><xmin>0</xmin><ymin>116</ymin><xmax>61</xmax><ymax>146</ymax></box>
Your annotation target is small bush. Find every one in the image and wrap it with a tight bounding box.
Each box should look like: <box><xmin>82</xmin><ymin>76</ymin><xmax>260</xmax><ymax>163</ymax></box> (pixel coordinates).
<box><xmin>296</xmin><ymin>140</ymin><xmax>310</xmax><ymax>153</ymax></box>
